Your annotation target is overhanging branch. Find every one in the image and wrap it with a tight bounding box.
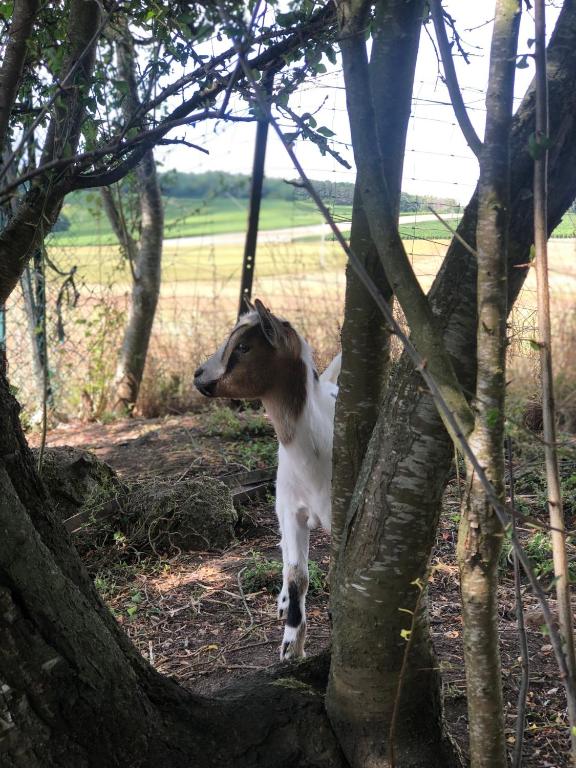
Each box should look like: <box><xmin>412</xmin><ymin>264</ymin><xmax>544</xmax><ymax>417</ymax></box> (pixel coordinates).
<box><xmin>430</xmin><ymin>0</ymin><xmax>482</xmax><ymax>159</ymax></box>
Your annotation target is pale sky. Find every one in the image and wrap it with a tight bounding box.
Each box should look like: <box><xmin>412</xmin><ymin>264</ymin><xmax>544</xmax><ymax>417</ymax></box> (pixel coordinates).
<box><xmin>157</xmin><ymin>2</ymin><xmax>561</xmax><ymax>205</ymax></box>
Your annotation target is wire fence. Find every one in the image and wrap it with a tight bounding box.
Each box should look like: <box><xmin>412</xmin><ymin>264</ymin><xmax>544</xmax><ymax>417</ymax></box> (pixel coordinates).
<box><xmin>4</xmin><ymin>74</ymin><xmax>576</xmax><ymax>423</ymax></box>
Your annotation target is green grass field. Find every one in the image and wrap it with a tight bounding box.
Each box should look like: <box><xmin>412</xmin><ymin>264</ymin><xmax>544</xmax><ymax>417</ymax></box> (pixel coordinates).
<box><xmin>52</xmin><ymin>195</ymin><xmax>354</xmax><ymax>247</ymax></box>
<box><xmin>52</xmin><ymin>191</ymin><xmax>576</xmax><ymax>249</ymax></box>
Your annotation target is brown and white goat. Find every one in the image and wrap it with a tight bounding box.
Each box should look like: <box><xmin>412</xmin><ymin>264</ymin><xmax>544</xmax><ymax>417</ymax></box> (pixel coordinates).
<box><xmin>194</xmin><ymin>300</ymin><xmax>339</xmax><ymax>659</ymax></box>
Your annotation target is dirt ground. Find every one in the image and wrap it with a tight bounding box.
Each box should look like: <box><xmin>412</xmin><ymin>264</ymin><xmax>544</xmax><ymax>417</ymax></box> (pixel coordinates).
<box><xmin>31</xmin><ymin>407</ymin><xmax>573</xmax><ymax>768</ymax></box>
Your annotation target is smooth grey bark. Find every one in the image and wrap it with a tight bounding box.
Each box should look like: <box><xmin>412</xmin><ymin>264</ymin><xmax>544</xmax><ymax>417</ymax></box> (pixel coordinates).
<box><xmin>532</xmin><ymin>0</ymin><xmax>576</xmax><ymax>753</ymax></box>
<box><xmin>327</xmin><ymin>1</ymin><xmax>576</xmax><ymax>766</ymax></box>
<box><xmin>19</xmin><ymin>261</ymin><xmax>53</xmax><ymax>411</ymax></box>
<box><xmin>328</xmin><ymin>3</ymin><xmax>464</xmax><ymax>767</ymax></box>
<box><xmin>335</xmin><ymin>4</ymin><xmax>474</xmax><ymax>445</ymax></box>
<box><xmin>101</xmin><ymin>28</ymin><xmax>164</xmax><ymax>414</ymax></box>
<box><xmin>332</xmin><ymin>0</ymin><xmax>423</xmax><ymax>571</ymax></box>
<box><xmin>103</xmin><ymin>149</ymin><xmax>163</xmax><ymax>414</ymax></box>
<box><xmin>457</xmin><ymin>3</ymin><xmax>521</xmax><ymax>766</ymax></box>
<box><xmin>430</xmin><ymin>0</ymin><xmax>482</xmax><ymax>158</ymax></box>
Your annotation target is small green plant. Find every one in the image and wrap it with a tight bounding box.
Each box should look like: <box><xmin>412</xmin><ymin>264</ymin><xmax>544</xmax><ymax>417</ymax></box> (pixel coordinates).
<box><xmin>206</xmin><ymin>406</ymin><xmax>243</xmax><ymax>437</ymax></box>
<box><xmin>126</xmin><ymin>589</ymin><xmax>143</xmax><ymax>617</ymax></box>
<box><xmin>307</xmin><ymin>559</ymin><xmax>327</xmax><ymax>593</ymax></box>
<box><xmin>523</xmin><ymin>530</ymin><xmax>576</xmax><ymax>581</ymax></box>
<box><xmin>241</xmin><ymin>409</ymin><xmax>272</xmax><ymax>436</ymax></box>
<box><xmin>230</xmin><ymin>438</ymin><xmax>277</xmax><ymax>470</ymax></box>
<box><xmin>241</xmin><ymin>551</ymin><xmax>326</xmax><ymax>595</ymax></box>
<box><xmin>241</xmin><ymin>552</ymin><xmax>282</xmax><ymax>594</ymax></box>
<box><xmin>94</xmin><ymin>573</ymin><xmax>116</xmax><ymax>599</ymax></box>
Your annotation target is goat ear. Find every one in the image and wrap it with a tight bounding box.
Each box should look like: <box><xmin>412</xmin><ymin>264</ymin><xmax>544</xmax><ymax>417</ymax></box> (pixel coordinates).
<box><xmin>241</xmin><ymin>296</ymin><xmax>255</xmax><ymax>314</ymax></box>
<box><xmin>254</xmin><ymin>298</ymin><xmax>284</xmax><ymax>347</ymax></box>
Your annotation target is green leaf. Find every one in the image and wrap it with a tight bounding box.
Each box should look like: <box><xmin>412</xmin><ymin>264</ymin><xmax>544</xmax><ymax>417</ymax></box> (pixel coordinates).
<box><xmin>276</xmin><ymin>92</ymin><xmax>289</xmax><ymax>109</ymax></box>
<box><xmin>325</xmin><ymin>47</ymin><xmax>337</xmax><ymax>65</ymax></box>
<box><xmin>317</xmin><ymin>126</ymin><xmax>335</xmax><ymax>137</ymax></box>
<box><xmin>516</xmin><ymin>54</ymin><xmax>530</xmax><ymax>69</ymax></box>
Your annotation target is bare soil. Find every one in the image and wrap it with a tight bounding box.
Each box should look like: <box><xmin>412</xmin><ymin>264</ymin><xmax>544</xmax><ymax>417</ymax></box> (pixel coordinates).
<box><xmin>31</xmin><ymin>409</ymin><xmax>572</xmax><ymax>768</ymax></box>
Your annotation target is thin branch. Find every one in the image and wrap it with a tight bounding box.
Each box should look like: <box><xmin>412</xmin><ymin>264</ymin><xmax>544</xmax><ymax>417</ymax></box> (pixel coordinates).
<box><xmin>220</xmin><ymin>0</ymin><xmax>262</xmax><ymax>118</ymax></box>
<box><xmin>0</xmin><ymin>110</ymin><xmax>223</xmax><ymax>200</ymax></box>
<box><xmin>430</xmin><ymin>0</ymin><xmax>482</xmax><ymax>158</ymax></box>
<box><xmin>277</xmin><ymin>103</ymin><xmax>352</xmax><ymax>169</ymax></box>
<box><xmin>427</xmin><ymin>205</ymin><xmax>477</xmax><ymax>256</ymax></box>
<box><xmin>0</xmin><ymin>5</ymin><xmax>333</xmax><ymax>200</ymax></box>
<box><xmin>507</xmin><ymin>436</ymin><xmax>529</xmax><ymax>768</ymax></box>
<box><xmin>0</xmin><ymin>0</ymin><xmax>117</xmax><ymax>185</ymax></box>
<box><xmin>136</xmin><ymin>2</ymin><xmax>336</xmax><ymax>125</ymax></box>
<box><xmin>533</xmin><ymin>0</ymin><xmax>576</xmax><ymax>755</ymax></box>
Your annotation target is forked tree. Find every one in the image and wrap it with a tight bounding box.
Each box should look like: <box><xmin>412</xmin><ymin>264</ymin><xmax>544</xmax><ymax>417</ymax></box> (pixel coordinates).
<box><xmin>1</xmin><ymin>2</ymin><xmax>576</xmax><ymax>766</ymax></box>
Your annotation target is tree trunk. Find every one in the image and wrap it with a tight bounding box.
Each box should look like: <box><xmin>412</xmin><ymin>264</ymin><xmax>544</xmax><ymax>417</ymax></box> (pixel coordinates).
<box><xmin>329</xmin><ymin>3</ymin><xmax>459</xmax><ymax>766</ymax></box>
<box><xmin>102</xmin><ymin>27</ymin><xmax>164</xmax><ymax>415</ymax></box>
<box><xmin>328</xmin><ymin>2</ymin><xmax>576</xmax><ymax>766</ymax></box>
<box><xmin>458</xmin><ymin>3</ymin><xmax>521</xmax><ymax>766</ymax></box>
<box><xmin>332</xmin><ymin>0</ymin><xmax>423</xmax><ymax>568</ymax></box>
<box><xmin>19</xmin><ymin>258</ymin><xmax>53</xmax><ymax>412</ymax></box>
<box><xmin>0</xmin><ymin>369</ymin><xmax>345</xmax><ymax>768</ymax></box>
<box><xmin>0</xmin><ymin>0</ymin><xmax>101</xmax><ymax>305</ymax></box>
<box><xmin>106</xmin><ymin>151</ymin><xmax>163</xmax><ymax>414</ymax></box>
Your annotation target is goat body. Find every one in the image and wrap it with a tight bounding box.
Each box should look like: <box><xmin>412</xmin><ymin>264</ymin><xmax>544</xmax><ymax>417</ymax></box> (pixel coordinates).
<box><xmin>194</xmin><ymin>299</ymin><xmax>338</xmax><ymax>658</ymax></box>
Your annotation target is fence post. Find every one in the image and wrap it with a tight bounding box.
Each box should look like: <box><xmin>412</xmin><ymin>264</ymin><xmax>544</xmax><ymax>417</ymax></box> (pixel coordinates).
<box><xmin>237</xmin><ymin>71</ymin><xmax>274</xmax><ymax>319</ymax></box>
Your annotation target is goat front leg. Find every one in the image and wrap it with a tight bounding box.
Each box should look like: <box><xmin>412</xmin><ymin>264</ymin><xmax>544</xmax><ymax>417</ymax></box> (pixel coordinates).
<box><xmin>277</xmin><ymin>506</ymin><xmax>310</xmax><ymax>660</ymax></box>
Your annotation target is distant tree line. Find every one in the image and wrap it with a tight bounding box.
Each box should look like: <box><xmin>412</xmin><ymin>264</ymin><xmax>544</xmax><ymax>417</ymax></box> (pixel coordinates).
<box><xmin>158</xmin><ymin>170</ymin><xmax>460</xmax><ymax>212</ymax></box>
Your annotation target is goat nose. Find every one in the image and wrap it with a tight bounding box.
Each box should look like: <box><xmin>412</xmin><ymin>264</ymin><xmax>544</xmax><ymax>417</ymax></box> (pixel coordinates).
<box><xmin>194</xmin><ymin>366</ymin><xmax>204</xmax><ymax>379</ymax></box>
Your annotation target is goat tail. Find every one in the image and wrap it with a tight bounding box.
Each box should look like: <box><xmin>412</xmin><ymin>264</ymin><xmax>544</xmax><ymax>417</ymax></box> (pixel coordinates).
<box><xmin>320</xmin><ymin>352</ymin><xmax>341</xmax><ymax>385</ymax></box>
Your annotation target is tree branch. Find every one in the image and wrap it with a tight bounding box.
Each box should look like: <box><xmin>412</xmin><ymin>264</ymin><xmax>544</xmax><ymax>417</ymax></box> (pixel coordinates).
<box><xmin>430</xmin><ymin>0</ymin><xmax>482</xmax><ymax>158</ymax></box>
<box><xmin>0</xmin><ymin>0</ymin><xmax>101</xmax><ymax>304</ymax></box>
<box><xmin>338</xmin><ymin>17</ymin><xmax>475</xmax><ymax>440</ymax></box>
<box><xmin>0</xmin><ymin>0</ymin><xmax>39</xmax><ymax>157</ymax></box>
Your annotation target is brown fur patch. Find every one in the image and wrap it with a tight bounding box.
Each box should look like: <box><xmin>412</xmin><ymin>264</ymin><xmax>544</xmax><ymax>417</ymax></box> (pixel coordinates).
<box><xmin>212</xmin><ymin>317</ymin><xmax>308</xmax><ymax>445</ymax></box>
<box><xmin>287</xmin><ymin>564</ymin><xmax>309</xmax><ymax>593</ymax></box>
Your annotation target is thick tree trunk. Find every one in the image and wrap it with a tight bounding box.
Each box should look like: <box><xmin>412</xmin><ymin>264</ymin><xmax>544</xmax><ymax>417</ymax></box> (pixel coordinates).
<box><xmin>328</xmin><ymin>2</ymin><xmax>576</xmax><ymax>766</ymax></box>
<box><xmin>0</xmin><ymin>370</ymin><xmax>345</xmax><ymax>768</ymax></box>
<box><xmin>332</xmin><ymin>0</ymin><xmax>423</xmax><ymax>568</ymax></box>
<box><xmin>329</xmin><ymin>3</ymin><xmax>458</xmax><ymax>766</ymax></box>
<box><xmin>458</xmin><ymin>3</ymin><xmax>521</xmax><ymax>766</ymax></box>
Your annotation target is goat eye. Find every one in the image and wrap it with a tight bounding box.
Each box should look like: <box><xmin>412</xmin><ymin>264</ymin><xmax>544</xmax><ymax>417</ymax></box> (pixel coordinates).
<box><xmin>236</xmin><ymin>343</ymin><xmax>250</xmax><ymax>354</ymax></box>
